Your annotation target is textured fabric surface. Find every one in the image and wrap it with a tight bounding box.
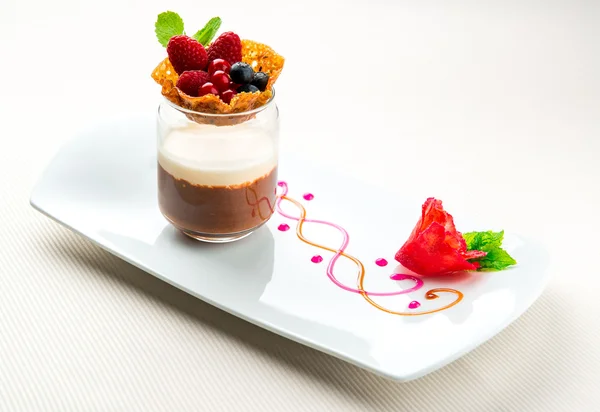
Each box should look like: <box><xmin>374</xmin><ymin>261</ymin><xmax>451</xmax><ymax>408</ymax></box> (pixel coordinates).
<box><xmin>1</xmin><ymin>0</ymin><xmax>600</xmax><ymax>410</ymax></box>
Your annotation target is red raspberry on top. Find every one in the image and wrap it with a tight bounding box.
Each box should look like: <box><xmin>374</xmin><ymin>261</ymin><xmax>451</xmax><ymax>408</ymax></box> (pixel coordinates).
<box><xmin>207</xmin><ymin>32</ymin><xmax>242</xmax><ymax>65</ymax></box>
<box><xmin>176</xmin><ymin>70</ymin><xmax>210</xmax><ymax>97</ymax></box>
<box><xmin>167</xmin><ymin>35</ymin><xmax>208</xmax><ymax>74</ymax></box>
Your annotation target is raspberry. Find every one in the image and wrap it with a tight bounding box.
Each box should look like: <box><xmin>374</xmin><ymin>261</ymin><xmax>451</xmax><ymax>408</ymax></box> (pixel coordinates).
<box><xmin>167</xmin><ymin>35</ymin><xmax>208</xmax><ymax>74</ymax></box>
<box><xmin>207</xmin><ymin>32</ymin><xmax>242</xmax><ymax>65</ymax></box>
<box><xmin>176</xmin><ymin>70</ymin><xmax>210</xmax><ymax>97</ymax></box>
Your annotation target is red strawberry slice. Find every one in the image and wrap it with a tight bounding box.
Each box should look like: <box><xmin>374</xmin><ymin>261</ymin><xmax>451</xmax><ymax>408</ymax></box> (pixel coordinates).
<box><xmin>207</xmin><ymin>32</ymin><xmax>242</xmax><ymax>65</ymax></box>
<box><xmin>167</xmin><ymin>35</ymin><xmax>208</xmax><ymax>74</ymax></box>
<box><xmin>395</xmin><ymin>198</ymin><xmax>486</xmax><ymax>276</ymax></box>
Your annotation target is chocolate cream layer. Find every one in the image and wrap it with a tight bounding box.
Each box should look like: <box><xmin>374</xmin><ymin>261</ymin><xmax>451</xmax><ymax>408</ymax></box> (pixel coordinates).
<box><xmin>158</xmin><ymin>123</ymin><xmax>278</xmax><ymax>234</ymax></box>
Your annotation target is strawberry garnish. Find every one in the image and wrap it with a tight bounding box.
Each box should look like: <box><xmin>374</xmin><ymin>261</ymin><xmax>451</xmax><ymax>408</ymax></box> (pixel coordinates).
<box><xmin>395</xmin><ymin>198</ymin><xmax>486</xmax><ymax>276</ymax></box>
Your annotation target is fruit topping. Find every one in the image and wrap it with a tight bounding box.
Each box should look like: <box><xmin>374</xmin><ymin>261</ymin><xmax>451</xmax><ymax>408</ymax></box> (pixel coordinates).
<box><xmin>153</xmin><ymin>12</ymin><xmax>284</xmax><ymax>119</ymax></box>
<box><xmin>207</xmin><ymin>31</ymin><xmax>242</xmax><ymax>65</ymax></box>
<box><xmin>167</xmin><ymin>35</ymin><xmax>208</xmax><ymax>74</ymax></box>
<box><xmin>210</xmin><ymin>70</ymin><xmax>231</xmax><ymax>92</ymax></box>
<box><xmin>230</xmin><ymin>62</ymin><xmax>254</xmax><ymax>84</ymax></box>
<box><xmin>175</xmin><ymin>70</ymin><xmax>210</xmax><ymax>97</ymax></box>
<box><xmin>199</xmin><ymin>82</ymin><xmax>220</xmax><ymax>97</ymax></box>
<box><xmin>394</xmin><ymin>198</ymin><xmax>516</xmax><ymax>276</ymax></box>
<box><xmin>220</xmin><ymin>89</ymin><xmax>236</xmax><ymax>104</ymax></box>
<box><xmin>208</xmin><ymin>58</ymin><xmax>231</xmax><ymax>75</ymax></box>
<box><xmin>238</xmin><ymin>84</ymin><xmax>260</xmax><ymax>94</ymax></box>
<box><xmin>251</xmin><ymin>72</ymin><xmax>269</xmax><ymax>92</ymax></box>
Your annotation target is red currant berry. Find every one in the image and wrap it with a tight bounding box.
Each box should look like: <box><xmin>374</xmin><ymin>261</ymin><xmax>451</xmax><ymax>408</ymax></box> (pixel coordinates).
<box><xmin>210</xmin><ymin>70</ymin><xmax>231</xmax><ymax>92</ymax></box>
<box><xmin>198</xmin><ymin>82</ymin><xmax>219</xmax><ymax>97</ymax></box>
<box><xmin>208</xmin><ymin>58</ymin><xmax>231</xmax><ymax>75</ymax></box>
<box><xmin>220</xmin><ymin>89</ymin><xmax>236</xmax><ymax>104</ymax></box>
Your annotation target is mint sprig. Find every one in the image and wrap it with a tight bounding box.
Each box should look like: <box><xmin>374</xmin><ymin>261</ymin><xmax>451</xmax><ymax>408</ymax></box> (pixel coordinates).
<box><xmin>155</xmin><ymin>11</ymin><xmax>185</xmax><ymax>47</ymax></box>
<box><xmin>193</xmin><ymin>17</ymin><xmax>222</xmax><ymax>46</ymax></box>
<box><xmin>474</xmin><ymin>248</ymin><xmax>517</xmax><ymax>271</ymax></box>
<box><xmin>463</xmin><ymin>230</ymin><xmax>517</xmax><ymax>271</ymax></box>
<box><xmin>463</xmin><ymin>230</ymin><xmax>504</xmax><ymax>252</ymax></box>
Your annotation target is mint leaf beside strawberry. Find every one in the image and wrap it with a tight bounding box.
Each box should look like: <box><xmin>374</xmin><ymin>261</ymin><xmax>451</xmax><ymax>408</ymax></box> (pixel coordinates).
<box><xmin>463</xmin><ymin>230</ymin><xmax>504</xmax><ymax>252</ymax></box>
<box><xmin>473</xmin><ymin>248</ymin><xmax>517</xmax><ymax>271</ymax></box>
<box><xmin>193</xmin><ymin>17</ymin><xmax>222</xmax><ymax>46</ymax></box>
<box><xmin>394</xmin><ymin>198</ymin><xmax>517</xmax><ymax>276</ymax></box>
<box><xmin>463</xmin><ymin>230</ymin><xmax>517</xmax><ymax>271</ymax></box>
<box><xmin>155</xmin><ymin>11</ymin><xmax>185</xmax><ymax>47</ymax></box>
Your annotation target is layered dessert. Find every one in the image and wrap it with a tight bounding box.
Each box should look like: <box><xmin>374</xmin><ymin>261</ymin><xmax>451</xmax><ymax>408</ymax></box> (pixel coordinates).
<box><xmin>158</xmin><ymin>122</ymin><xmax>278</xmax><ymax>237</ymax></box>
<box><xmin>151</xmin><ymin>12</ymin><xmax>285</xmax><ymax>241</ymax></box>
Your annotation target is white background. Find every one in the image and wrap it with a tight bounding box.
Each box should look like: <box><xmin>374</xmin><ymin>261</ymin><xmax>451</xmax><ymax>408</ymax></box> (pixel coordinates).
<box><xmin>1</xmin><ymin>0</ymin><xmax>599</xmax><ymax>410</ymax></box>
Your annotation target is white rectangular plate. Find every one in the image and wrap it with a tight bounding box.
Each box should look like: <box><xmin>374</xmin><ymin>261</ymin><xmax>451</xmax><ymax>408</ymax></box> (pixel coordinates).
<box><xmin>31</xmin><ymin>114</ymin><xmax>550</xmax><ymax>381</ymax></box>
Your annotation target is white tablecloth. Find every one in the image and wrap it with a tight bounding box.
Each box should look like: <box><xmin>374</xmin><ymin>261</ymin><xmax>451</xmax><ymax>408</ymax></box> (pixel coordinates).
<box><xmin>1</xmin><ymin>1</ymin><xmax>599</xmax><ymax>410</ymax></box>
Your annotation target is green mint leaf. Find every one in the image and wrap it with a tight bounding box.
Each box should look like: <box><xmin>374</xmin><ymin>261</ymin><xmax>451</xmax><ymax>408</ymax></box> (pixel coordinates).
<box><xmin>155</xmin><ymin>11</ymin><xmax>185</xmax><ymax>47</ymax></box>
<box><xmin>192</xmin><ymin>17</ymin><xmax>222</xmax><ymax>46</ymax></box>
<box><xmin>474</xmin><ymin>247</ymin><xmax>517</xmax><ymax>271</ymax></box>
<box><xmin>463</xmin><ymin>230</ymin><xmax>517</xmax><ymax>271</ymax></box>
<box><xmin>463</xmin><ymin>230</ymin><xmax>504</xmax><ymax>252</ymax></box>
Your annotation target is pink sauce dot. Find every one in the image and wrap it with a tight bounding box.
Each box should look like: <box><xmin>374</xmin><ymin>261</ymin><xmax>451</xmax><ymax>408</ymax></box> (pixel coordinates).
<box><xmin>375</xmin><ymin>258</ymin><xmax>388</xmax><ymax>267</ymax></box>
<box><xmin>408</xmin><ymin>301</ymin><xmax>421</xmax><ymax>309</ymax></box>
<box><xmin>277</xmin><ymin>181</ymin><xmax>285</xmax><ymax>187</ymax></box>
<box><xmin>311</xmin><ymin>255</ymin><xmax>324</xmax><ymax>264</ymax></box>
<box><xmin>278</xmin><ymin>223</ymin><xmax>290</xmax><ymax>232</ymax></box>
<box><xmin>303</xmin><ymin>193</ymin><xmax>315</xmax><ymax>201</ymax></box>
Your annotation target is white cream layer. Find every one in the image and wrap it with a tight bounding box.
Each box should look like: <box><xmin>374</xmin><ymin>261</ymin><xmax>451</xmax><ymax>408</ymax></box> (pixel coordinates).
<box><xmin>158</xmin><ymin>123</ymin><xmax>277</xmax><ymax>187</ymax></box>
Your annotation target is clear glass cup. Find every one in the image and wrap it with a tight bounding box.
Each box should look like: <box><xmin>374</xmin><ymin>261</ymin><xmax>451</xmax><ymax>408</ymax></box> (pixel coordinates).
<box><xmin>156</xmin><ymin>94</ymin><xmax>279</xmax><ymax>243</ymax></box>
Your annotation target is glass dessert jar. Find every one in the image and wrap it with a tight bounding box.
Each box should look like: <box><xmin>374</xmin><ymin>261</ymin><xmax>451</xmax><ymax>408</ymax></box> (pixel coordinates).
<box><xmin>157</xmin><ymin>94</ymin><xmax>279</xmax><ymax>243</ymax></box>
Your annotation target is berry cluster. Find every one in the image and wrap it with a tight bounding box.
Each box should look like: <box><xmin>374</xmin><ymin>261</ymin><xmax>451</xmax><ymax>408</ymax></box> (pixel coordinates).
<box><xmin>168</xmin><ymin>32</ymin><xmax>269</xmax><ymax>103</ymax></box>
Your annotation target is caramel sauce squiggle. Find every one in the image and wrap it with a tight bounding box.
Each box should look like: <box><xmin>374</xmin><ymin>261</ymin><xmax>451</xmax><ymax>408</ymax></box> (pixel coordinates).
<box><xmin>359</xmin><ymin>287</ymin><xmax>464</xmax><ymax>316</ymax></box>
<box><xmin>245</xmin><ymin>186</ymin><xmax>276</xmax><ymax>221</ymax></box>
<box><xmin>276</xmin><ymin>181</ymin><xmax>463</xmax><ymax>315</ymax></box>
